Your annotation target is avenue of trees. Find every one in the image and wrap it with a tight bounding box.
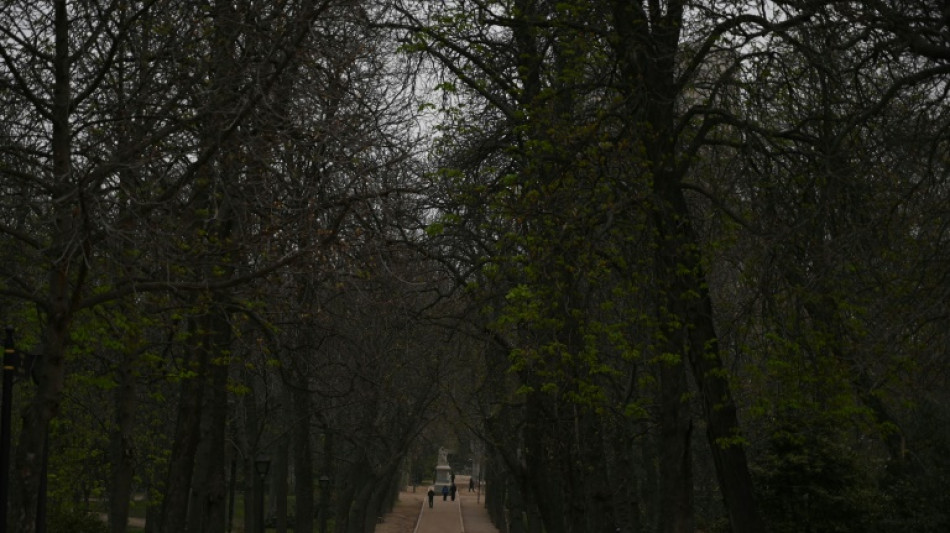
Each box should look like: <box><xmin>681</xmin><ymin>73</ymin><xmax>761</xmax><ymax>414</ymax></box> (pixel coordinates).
<box><xmin>1</xmin><ymin>1</ymin><xmax>948</xmax><ymax>533</ymax></box>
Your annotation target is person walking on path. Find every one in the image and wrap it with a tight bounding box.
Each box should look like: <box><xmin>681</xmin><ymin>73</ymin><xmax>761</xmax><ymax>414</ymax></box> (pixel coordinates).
<box><xmin>469</xmin><ymin>478</ymin><xmax>475</xmax><ymax>492</ymax></box>
<box><xmin>450</xmin><ymin>483</ymin><xmax>457</xmax><ymax>501</ymax></box>
<box><xmin>373</xmin><ymin>475</ymin><xmax>499</xmax><ymax>533</ymax></box>
<box><xmin>427</xmin><ymin>487</ymin><xmax>435</xmax><ymax>508</ymax></box>
<box><xmin>441</xmin><ymin>485</ymin><xmax>449</xmax><ymax>501</ymax></box>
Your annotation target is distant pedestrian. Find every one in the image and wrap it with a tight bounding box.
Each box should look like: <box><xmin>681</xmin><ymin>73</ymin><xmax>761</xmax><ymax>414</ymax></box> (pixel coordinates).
<box><xmin>450</xmin><ymin>483</ymin><xmax>457</xmax><ymax>501</ymax></box>
<box><xmin>427</xmin><ymin>487</ymin><xmax>435</xmax><ymax>508</ymax></box>
<box><xmin>469</xmin><ymin>478</ymin><xmax>475</xmax><ymax>492</ymax></box>
<box><xmin>442</xmin><ymin>485</ymin><xmax>449</xmax><ymax>501</ymax></box>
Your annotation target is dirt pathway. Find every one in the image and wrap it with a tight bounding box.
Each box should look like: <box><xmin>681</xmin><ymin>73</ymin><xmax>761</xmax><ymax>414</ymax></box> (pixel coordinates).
<box><xmin>375</xmin><ymin>476</ymin><xmax>497</xmax><ymax>533</ymax></box>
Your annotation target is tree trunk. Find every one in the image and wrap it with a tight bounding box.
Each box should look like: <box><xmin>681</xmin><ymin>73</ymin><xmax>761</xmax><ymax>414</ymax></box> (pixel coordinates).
<box><xmin>523</xmin><ymin>395</ymin><xmax>565</xmax><ymax>533</ymax></box>
<box><xmin>506</xmin><ymin>472</ymin><xmax>527</xmax><ymax>533</ymax></box>
<box><xmin>144</xmin><ymin>505</ymin><xmax>160</xmax><ymax>533</ymax></box>
<box><xmin>319</xmin><ymin>427</ymin><xmax>333</xmax><ymax>533</ymax></box>
<box><xmin>157</xmin><ymin>320</ymin><xmax>208</xmax><ymax>533</ymax></box>
<box><xmin>663</xmin><ymin>185</ymin><xmax>767</xmax><ymax>533</ymax></box>
<box><xmin>242</xmin><ymin>380</ymin><xmax>262</xmax><ymax>533</ymax></box>
<box><xmin>363</xmin><ymin>470</ymin><xmax>394</xmax><ymax>533</ymax></box>
<box><xmin>340</xmin><ymin>463</ymin><xmax>372</xmax><ymax>533</ymax></box>
<box><xmin>656</xmin><ymin>236</ymin><xmax>696</xmax><ymax>533</ymax></box>
<box><xmin>658</xmin><ymin>355</ymin><xmax>694</xmax><ymax>533</ymax></box>
<box><xmin>12</xmin><ymin>3</ymin><xmax>75</xmax><ymax>532</ymax></box>
<box><xmin>275</xmin><ymin>434</ymin><xmax>290</xmax><ymax>533</ymax></box>
<box><xmin>293</xmin><ymin>388</ymin><xmax>315</xmax><ymax>533</ymax></box>
<box><xmin>485</xmin><ymin>458</ymin><xmax>505</xmax><ymax>529</ymax></box>
<box><xmin>187</xmin><ymin>330</ymin><xmax>230</xmax><ymax>533</ymax></box>
<box><xmin>607</xmin><ymin>0</ymin><xmax>767</xmax><ymax>528</ymax></box>
<box><xmin>606</xmin><ymin>421</ymin><xmax>641</xmax><ymax>533</ymax></box>
<box><xmin>109</xmin><ymin>348</ymin><xmax>138</xmax><ymax>533</ymax></box>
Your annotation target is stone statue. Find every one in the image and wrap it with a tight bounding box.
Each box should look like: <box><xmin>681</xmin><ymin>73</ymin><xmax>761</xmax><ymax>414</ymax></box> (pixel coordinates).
<box><xmin>438</xmin><ymin>447</ymin><xmax>448</xmax><ymax>466</ymax></box>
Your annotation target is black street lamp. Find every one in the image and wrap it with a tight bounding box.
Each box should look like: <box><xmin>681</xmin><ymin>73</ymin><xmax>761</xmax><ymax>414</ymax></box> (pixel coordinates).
<box><xmin>255</xmin><ymin>456</ymin><xmax>271</xmax><ymax>533</ymax></box>
<box><xmin>0</xmin><ymin>326</ymin><xmax>18</xmax><ymax>531</ymax></box>
<box><xmin>227</xmin><ymin>458</ymin><xmax>237</xmax><ymax>533</ymax></box>
<box><xmin>318</xmin><ymin>474</ymin><xmax>330</xmax><ymax>533</ymax></box>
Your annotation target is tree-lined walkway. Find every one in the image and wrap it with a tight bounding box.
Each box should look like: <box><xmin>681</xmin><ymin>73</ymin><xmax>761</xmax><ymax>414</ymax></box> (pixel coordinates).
<box><xmin>375</xmin><ymin>475</ymin><xmax>498</xmax><ymax>533</ymax></box>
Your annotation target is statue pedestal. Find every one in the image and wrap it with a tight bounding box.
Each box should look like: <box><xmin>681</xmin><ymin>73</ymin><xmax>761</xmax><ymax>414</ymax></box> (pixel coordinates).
<box><xmin>435</xmin><ymin>447</ymin><xmax>452</xmax><ymax>490</ymax></box>
<box><xmin>435</xmin><ymin>464</ymin><xmax>452</xmax><ymax>488</ymax></box>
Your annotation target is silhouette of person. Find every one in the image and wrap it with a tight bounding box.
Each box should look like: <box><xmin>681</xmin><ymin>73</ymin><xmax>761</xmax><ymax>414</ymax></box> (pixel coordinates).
<box><xmin>427</xmin><ymin>487</ymin><xmax>435</xmax><ymax>508</ymax></box>
<box><xmin>442</xmin><ymin>484</ymin><xmax>449</xmax><ymax>501</ymax></box>
<box><xmin>469</xmin><ymin>478</ymin><xmax>475</xmax><ymax>492</ymax></box>
<box><xmin>450</xmin><ymin>483</ymin><xmax>457</xmax><ymax>501</ymax></box>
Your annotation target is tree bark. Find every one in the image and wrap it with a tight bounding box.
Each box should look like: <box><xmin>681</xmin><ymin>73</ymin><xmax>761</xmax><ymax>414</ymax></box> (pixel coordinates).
<box><xmin>242</xmin><ymin>379</ymin><xmax>262</xmax><ymax>533</ymax></box>
<box><xmin>12</xmin><ymin>2</ymin><xmax>76</xmax><ymax>532</ymax></box>
<box><xmin>109</xmin><ymin>346</ymin><xmax>138</xmax><ymax>533</ymax></box>
<box><xmin>319</xmin><ymin>426</ymin><xmax>334</xmax><ymax>533</ymax></box>
<box><xmin>657</xmin><ymin>354</ymin><xmax>694</xmax><ymax>533</ymax></box>
<box><xmin>293</xmin><ymin>388</ymin><xmax>315</xmax><ymax>533</ymax></box>
<box><xmin>187</xmin><ymin>333</ymin><xmax>230</xmax><ymax>533</ymax></box>
<box><xmin>608</xmin><ymin>0</ymin><xmax>767</xmax><ymax>529</ymax></box>
<box><xmin>275</xmin><ymin>434</ymin><xmax>290</xmax><ymax>533</ymax></box>
<box><xmin>157</xmin><ymin>318</ymin><xmax>209</xmax><ymax>533</ymax></box>
<box><xmin>664</xmin><ymin>185</ymin><xmax>767</xmax><ymax>533</ymax></box>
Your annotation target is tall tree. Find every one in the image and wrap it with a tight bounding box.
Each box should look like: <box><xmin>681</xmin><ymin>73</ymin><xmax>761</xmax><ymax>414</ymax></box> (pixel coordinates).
<box><xmin>395</xmin><ymin>0</ymin><xmax>774</xmax><ymax>530</ymax></box>
<box><xmin>0</xmin><ymin>0</ymin><xmax>364</xmax><ymax>530</ymax></box>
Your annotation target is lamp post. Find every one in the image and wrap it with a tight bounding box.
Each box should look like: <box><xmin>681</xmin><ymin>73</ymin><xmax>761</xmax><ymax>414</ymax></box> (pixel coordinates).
<box><xmin>318</xmin><ymin>474</ymin><xmax>330</xmax><ymax>533</ymax></box>
<box><xmin>255</xmin><ymin>457</ymin><xmax>271</xmax><ymax>533</ymax></box>
<box><xmin>226</xmin><ymin>458</ymin><xmax>237</xmax><ymax>533</ymax></box>
<box><xmin>1</xmin><ymin>327</ymin><xmax>18</xmax><ymax>531</ymax></box>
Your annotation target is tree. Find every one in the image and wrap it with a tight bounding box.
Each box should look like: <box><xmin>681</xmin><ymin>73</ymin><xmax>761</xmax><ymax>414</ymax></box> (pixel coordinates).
<box><xmin>1</xmin><ymin>0</ymin><xmax>400</xmax><ymax>530</ymax></box>
<box><xmin>394</xmin><ymin>0</ymin><xmax>774</xmax><ymax>530</ymax></box>
<box><xmin>715</xmin><ymin>3</ymin><xmax>950</xmax><ymax>529</ymax></box>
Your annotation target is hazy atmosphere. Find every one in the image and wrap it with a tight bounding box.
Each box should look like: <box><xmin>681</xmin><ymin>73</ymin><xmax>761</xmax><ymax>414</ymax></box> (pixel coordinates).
<box><xmin>1</xmin><ymin>1</ymin><xmax>949</xmax><ymax>533</ymax></box>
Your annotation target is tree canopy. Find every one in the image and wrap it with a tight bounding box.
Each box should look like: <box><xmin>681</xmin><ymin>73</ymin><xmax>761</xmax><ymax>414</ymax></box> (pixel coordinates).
<box><xmin>2</xmin><ymin>1</ymin><xmax>949</xmax><ymax>532</ymax></box>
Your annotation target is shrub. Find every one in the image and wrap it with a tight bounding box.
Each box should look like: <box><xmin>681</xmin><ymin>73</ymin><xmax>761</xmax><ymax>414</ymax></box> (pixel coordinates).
<box><xmin>47</xmin><ymin>505</ymin><xmax>109</xmax><ymax>533</ymax></box>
